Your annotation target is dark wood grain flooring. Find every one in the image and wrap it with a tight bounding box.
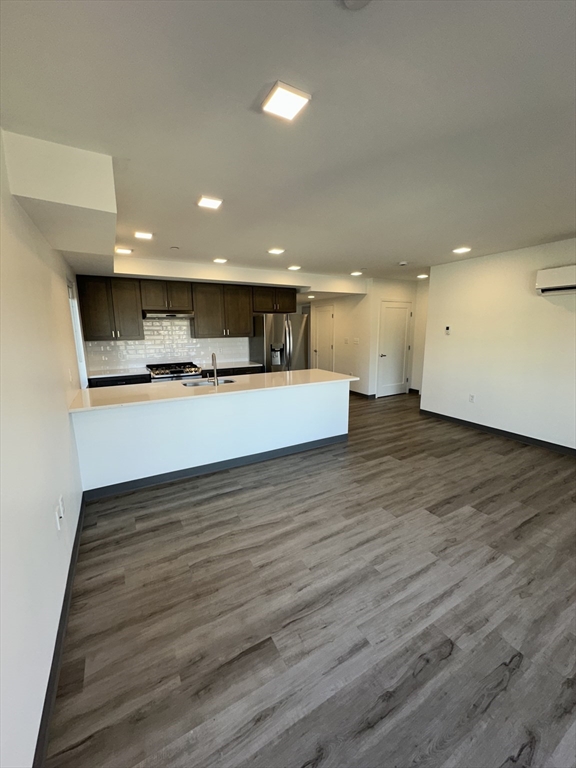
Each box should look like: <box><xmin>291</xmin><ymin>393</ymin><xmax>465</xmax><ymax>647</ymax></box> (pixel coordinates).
<box><xmin>46</xmin><ymin>394</ymin><xmax>576</xmax><ymax>768</ymax></box>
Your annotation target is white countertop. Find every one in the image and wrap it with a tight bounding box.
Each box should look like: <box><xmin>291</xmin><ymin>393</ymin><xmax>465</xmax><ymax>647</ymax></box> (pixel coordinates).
<box><xmin>70</xmin><ymin>369</ymin><xmax>358</xmax><ymax>413</ymax></box>
<box><xmin>202</xmin><ymin>360</ymin><xmax>262</xmax><ymax>370</ymax></box>
<box><xmin>87</xmin><ymin>362</ymin><xmax>261</xmax><ymax>379</ymax></box>
<box><xmin>87</xmin><ymin>367</ymin><xmax>150</xmax><ymax>379</ymax></box>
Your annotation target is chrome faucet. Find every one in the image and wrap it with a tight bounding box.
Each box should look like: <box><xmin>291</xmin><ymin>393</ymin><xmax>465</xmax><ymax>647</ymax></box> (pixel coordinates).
<box><xmin>211</xmin><ymin>352</ymin><xmax>218</xmax><ymax>388</ymax></box>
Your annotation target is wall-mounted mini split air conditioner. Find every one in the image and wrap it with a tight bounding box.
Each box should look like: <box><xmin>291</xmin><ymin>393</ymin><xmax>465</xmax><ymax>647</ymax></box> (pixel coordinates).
<box><xmin>535</xmin><ymin>265</ymin><xmax>576</xmax><ymax>296</ymax></box>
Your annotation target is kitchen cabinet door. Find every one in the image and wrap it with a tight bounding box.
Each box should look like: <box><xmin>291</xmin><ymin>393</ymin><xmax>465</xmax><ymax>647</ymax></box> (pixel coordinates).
<box><xmin>224</xmin><ymin>285</ymin><xmax>253</xmax><ymax>337</ymax></box>
<box><xmin>111</xmin><ymin>278</ymin><xmax>144</xmax><ymax>340</ymax></box>
<box><xmin>252</xmin><ymin>286</ymin><xmax>275</xmax><ymax>313</ymax></box>
<box><xmin>192</xmin><ymin>283</ymin><xmax>225</xmax><ymax>338</ymax></box>
<box><xmin>140</xmin><ymin>280</ymin><xmax>168</xmax><ymax>310</ymax></box>
<box><xmin>167</xmin><ymin>281</ymin><xmax>193</xmax><ymax>311</ymax></box>
<box><xmin>77</xmin><ymin>276</ymin><xmax>116</xmax><ymax>341</ymax></box>
<box><xmin>275</xmin><ymin>288</ymin><xmax>297</xmax><ymax>313</ymax></box>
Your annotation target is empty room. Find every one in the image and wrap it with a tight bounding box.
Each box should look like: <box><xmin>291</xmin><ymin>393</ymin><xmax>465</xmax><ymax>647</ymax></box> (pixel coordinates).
<box><xmin>1</xmin><ymin>1</ymin><xmax>575</xmax><ymax>767</ymax></box>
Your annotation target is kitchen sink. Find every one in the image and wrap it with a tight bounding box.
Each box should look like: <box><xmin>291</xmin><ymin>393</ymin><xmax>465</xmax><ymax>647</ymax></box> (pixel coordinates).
<box><xmin>182</xmin><ymin>378</ymin><xmax>235</xmax><ymax>387</ymax></box>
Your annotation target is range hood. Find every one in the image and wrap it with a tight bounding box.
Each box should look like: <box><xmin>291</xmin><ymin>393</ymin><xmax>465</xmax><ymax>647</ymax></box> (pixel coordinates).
<box><xmin>143</xmin><ymin>310</ymin><xmax>194</xmax><ymax>319</ymax></box>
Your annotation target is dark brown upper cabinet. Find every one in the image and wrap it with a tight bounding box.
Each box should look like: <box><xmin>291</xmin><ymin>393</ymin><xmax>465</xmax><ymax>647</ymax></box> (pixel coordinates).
<box><xmin>252</xmin><ymin>287</ymin><xmax>275</xmax><ymax>313</ymax></box>
<box><xmin>110</xmin><ymin>279</ymin><xmax>144</xmax><ymax>339</ymax></box>
<box><xmin>223</xmin><ymin>285</ymin><xmax>253</xmax><ymax>336</ymax></box>
<box><xmin>192</xmin><ymin>283</ymin><xmax>226</xmax><ymax>338</ymax></box>
<box><xmin>77</xmin><ymin>276</ymin><xmax>144</xmax><ymax>341</ymax></box>
<box><xmin>275</xmin><ymin>288</ymin><xmax>297</xmax><ymax>313</ymax></box>
<box><xmin>77</xmin><ymin>276</ymin><xmax>115</xmax><ymax>341</ymax></box>
<box><xmin>192</xmin><ymin>283</ymin><xmax>253</xmax><ymax>338</ymax></box>
<box><xmin>140</xmin><ymin>279</ymin><xmax>193</xmax><ymax>311</ymax></box>
<box><xmin>252</xmin><ymin>286</ymin><xmax>297</xmax><ymax>313</ymax></box>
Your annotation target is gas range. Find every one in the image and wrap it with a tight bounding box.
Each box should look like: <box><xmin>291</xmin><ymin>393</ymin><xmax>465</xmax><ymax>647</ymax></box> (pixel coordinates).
<box><xmin>146</xmin><ymin>361</ymin><xmax>203</xmax><ymax>381</ymax></box>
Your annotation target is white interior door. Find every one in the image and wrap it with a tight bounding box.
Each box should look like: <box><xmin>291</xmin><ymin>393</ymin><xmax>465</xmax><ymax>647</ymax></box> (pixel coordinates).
<box><xmin>314</xmin><ymin>305</ymin><xmax>334</xmax><ymax>371</ymax></box>
<box><xmin>377</xmin><ymin>301</ymin><xmax>411</xmax><ymax>397</ymax></box>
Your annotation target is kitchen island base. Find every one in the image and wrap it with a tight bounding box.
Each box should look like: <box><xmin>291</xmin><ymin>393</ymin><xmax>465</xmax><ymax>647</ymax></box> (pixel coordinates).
<box><xmin>70</xmin><ymin>370</ymin><xmax>357</xmax><ymax>493</ymax></box>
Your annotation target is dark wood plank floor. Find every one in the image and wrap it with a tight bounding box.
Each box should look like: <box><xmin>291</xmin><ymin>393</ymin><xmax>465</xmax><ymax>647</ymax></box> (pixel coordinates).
<box><xmin>46</xmin><ymin>394</ymin><xmax>576</xmax><ymax>768</ymax></box>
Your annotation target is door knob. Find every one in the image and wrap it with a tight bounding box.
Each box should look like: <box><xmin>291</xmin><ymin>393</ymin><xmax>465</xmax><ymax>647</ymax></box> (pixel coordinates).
<box><xmin>380</xmin><ymin>354</ymin><xmax>386</xmax><ymax>357</ymax></box>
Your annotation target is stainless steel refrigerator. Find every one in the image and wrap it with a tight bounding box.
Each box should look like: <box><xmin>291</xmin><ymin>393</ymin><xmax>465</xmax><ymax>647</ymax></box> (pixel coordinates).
<box><xmin>249</xmin><ymin>314</ymin><xmax>309</xmax><ymax>372</ymax></box>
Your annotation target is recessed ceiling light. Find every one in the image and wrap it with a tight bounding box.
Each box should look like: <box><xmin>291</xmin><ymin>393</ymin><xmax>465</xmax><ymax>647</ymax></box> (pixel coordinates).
<box><xmin>198</xmin><ymin>196</ymin><xmax>223</xmax><ymax>209</ymax></box>
<box><xmin>417</xmin><ymin>274</ymin><xmax>429</xmax><ymax>279</ymax></box>
<box><xmin>453</xmin><ymin>247</ymin><xmax>471</xmax><ymax>254</ymax></box>
<box><xmin>134</xmin><ymin>231</ymin><xmax>153</xmax><ymax>240</ymax></box>
<box><xmin>213</xmin><ymin>258</ymin><xmax>227</xmax><ymax>264</ymax></box>
<box><xmin>308</xmin><ymin>295</ymin><xmax>315</xmax><ymax>299</ymax></box>
<box><xmin>288</xmin><ymin>265</ymin><xmax>301</xmax><ymax>271</ymax></box>
<box><xmin>268</xmin><ymin>248</ymin><xmax>285</xmax><ymax>255</ymax></box>
<box><xmin>115</xmin><ymin>247</ymin><xmax>132</xmax><ymax>254</ymax></box>
<box><xmin>350</xmin><ymin>271</ymin><xmax>363</xmax><ymax>276</ymax></box>
<box><xmin>262</xmin><ymin>81</ymin><xmax>311</xmax><ymax>121</ymax></box>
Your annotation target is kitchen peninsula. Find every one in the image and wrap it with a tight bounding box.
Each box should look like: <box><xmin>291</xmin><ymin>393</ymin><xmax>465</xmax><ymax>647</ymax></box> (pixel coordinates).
<box><xmin>70</xmin><ymin>369</ymin><xmax>358</xmax><ymax>496</ymax></box>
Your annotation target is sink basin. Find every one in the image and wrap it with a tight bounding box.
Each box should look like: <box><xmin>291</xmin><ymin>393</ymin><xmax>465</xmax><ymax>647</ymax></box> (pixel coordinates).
<box><xmin>182</xmin><ymin>378</ymin><xmax>235</xmax><ymax>387</ymax></box>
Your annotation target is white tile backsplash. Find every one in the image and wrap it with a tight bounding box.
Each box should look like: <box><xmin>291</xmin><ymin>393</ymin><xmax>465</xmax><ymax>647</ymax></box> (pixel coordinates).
<box><xmin>85</xmin><ymin>319</ymin><xmax>250</xmax><ymax>373</ymax></box>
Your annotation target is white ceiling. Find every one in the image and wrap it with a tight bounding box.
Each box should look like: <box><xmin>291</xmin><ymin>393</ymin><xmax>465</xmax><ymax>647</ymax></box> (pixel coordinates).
<box><xmin>1</xmin><ymin>0</ymin><xmax>575</xmax><ymax>280</ymax></box>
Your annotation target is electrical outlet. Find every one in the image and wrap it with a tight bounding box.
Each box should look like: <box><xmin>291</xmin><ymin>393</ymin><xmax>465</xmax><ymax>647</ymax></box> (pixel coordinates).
<box><xmin>353</xmin><ymin>338</ymin><xmax>359</xmax><ymax>345</ymax></box>
<box><xmin>344</xmin><ymin>338</ymin><xmax>349</xmax><ymax>345</ymax></box>
<box><xmin>469</xmin><ymin>394</ymin><xmax>475</xmax><ymax>403</ymax></box>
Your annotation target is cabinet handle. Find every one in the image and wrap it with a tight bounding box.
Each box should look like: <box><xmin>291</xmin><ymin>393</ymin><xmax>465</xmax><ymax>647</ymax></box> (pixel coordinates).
<box><xmin>169</xmin><ymin>300</ymin><xmax>172</xmax><ymax>308</ymax></box>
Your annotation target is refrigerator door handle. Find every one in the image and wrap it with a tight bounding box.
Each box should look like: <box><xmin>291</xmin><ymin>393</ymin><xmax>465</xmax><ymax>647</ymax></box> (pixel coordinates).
<box><xmin>285</xmin><ymin>317</ymin><xmax>292</xmax><ymax>371</ymax></box>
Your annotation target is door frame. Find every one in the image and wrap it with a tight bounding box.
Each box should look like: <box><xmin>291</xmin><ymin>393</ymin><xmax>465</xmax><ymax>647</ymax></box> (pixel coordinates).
<box><xmin>313</xmin><ymin>304</ymin><xmax>335</xmax><ymax>371</ymax></box>
<box><xmin>376</xmin><ymin>300</ymin><xmax>413</xmax><ymax>398</ymax></box>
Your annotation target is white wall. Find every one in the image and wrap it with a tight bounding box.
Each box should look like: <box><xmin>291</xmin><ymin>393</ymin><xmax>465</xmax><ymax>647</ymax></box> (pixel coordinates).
<box><xmin>311</xmin><ymin>278</ymin><xmax>419</xmax><ymax>396</ymax></box>
<box><xmin>421</xmin><ymin>239</ymin><xmax>576</xmax><ymax>448</ymax></box>
<box><xmin>0</xmin><ymin>132</ymin><xmax>83</xmax><ymax>767</ymax></box>
<box><xmin>411</xmin><ymin>280</ymin><xmax>429</xmax><ymax>392</ymax></box>
<box><xmin>312</xmin><ymin>294</ymin><xmax>372</xmax><ymax>394</ymax></box>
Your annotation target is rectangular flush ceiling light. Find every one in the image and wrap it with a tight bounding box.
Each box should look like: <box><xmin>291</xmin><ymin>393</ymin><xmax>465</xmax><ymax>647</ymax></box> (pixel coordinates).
<box><xmin>262</xmin><ymin>81</ymin><xmax>311</xmax><ymax>121</ymax></box>
<box><xmin>198</xmin><ymin>196</ymin><xmax>223</xmax><ymax>209</ymax></box>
